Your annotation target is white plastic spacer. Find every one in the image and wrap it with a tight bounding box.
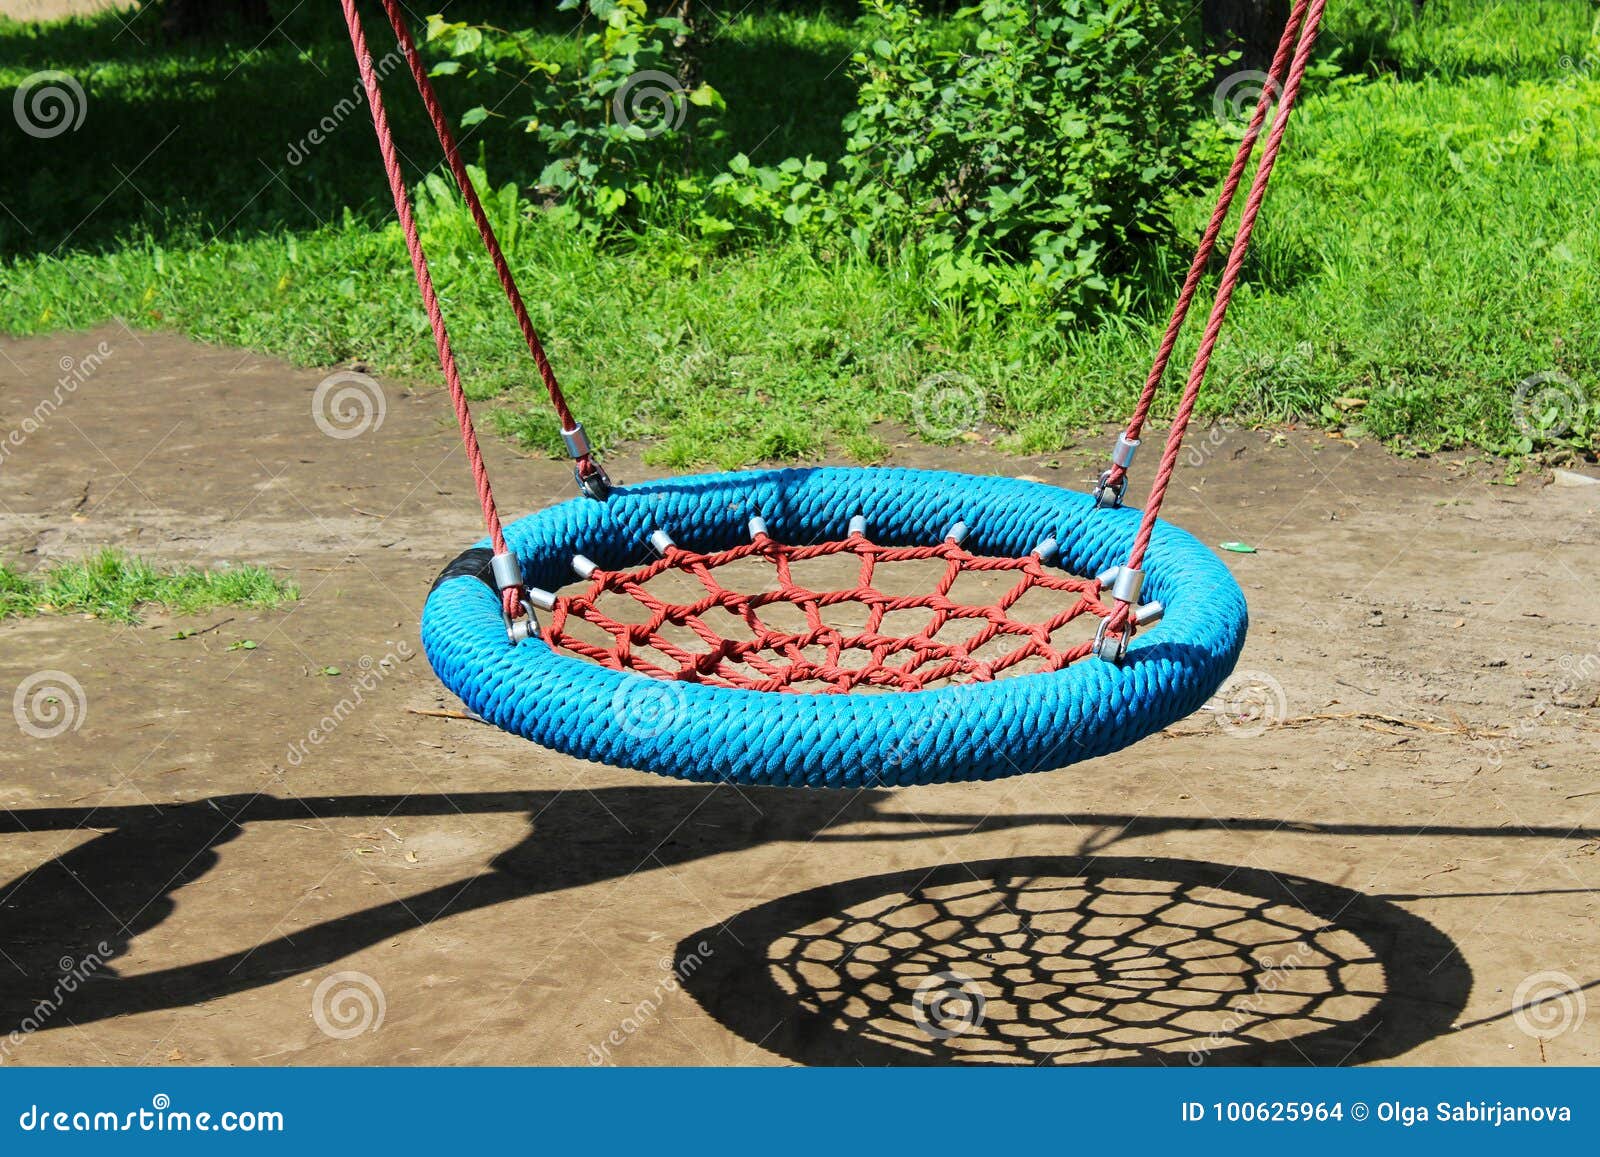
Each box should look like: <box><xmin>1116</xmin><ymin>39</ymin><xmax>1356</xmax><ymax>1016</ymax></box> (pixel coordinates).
<box><xmin>1031</xmin><ymin>536</ymin><xmax>1058</xmax><ymax>562</ymax></box>
<box><xmin>572</xmin><ymin>553</ymin><xmax>598</xmax><ymax>580</ymax></box>
<box><xmin>748</xmin><ymin>515</ymin><xmax>769</xmax><ymax>539</ymax></box>
<box><xmin>649</xmin><ymin>529</ymin><xmax>676</xmax><ymax>555</ymax></box>
<box><xmin>848</xmin><ymin>514</ymin><xmax>868</xmax><ymax>537</ymax></box>
<box><xmin>945</xmin><ymin>521</ymin><xmax>968</xmax><ymax>545</ymax></box>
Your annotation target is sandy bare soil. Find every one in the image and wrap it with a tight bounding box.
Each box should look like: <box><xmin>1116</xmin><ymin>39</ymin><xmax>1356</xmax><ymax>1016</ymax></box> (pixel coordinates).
<box><xmin>0</xmin><ymin>0</ymin><xmax>130</xmax><ymax>20</ymax></box>
<box><xmin>0</xmin><ymin>324</ymin><xmax>1595</xmax><ymax>1067</ymax></box>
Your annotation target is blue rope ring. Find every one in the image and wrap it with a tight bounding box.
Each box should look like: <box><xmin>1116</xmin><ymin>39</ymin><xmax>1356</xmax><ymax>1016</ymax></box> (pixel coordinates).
<box><xmin>421</xmin><ymin>467</ymin><xmax>1247</xmax><ymax>787</ymax></box>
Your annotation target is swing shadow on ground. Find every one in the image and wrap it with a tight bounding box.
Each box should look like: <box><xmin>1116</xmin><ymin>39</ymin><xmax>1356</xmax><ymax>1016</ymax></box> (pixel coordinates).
<box><xmin>1</xmin><ymin>785</ymin><xmax>1595</xmax><ymax>1063</ymax></box>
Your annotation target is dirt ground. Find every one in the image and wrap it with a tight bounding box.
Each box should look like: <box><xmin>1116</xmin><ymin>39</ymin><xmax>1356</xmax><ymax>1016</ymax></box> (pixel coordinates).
<box><xmin>0</xmin><ymin>0</ymin><xmax>128</xmax><ymax>20</ymax></box>
<box><xmin>0</xmin><ymin>323</ymin><xmax>1595</xmax><ymax>1067</ymax></box>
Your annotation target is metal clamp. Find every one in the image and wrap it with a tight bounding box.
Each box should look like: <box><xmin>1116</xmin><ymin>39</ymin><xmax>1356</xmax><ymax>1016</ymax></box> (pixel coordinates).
<box><xmin>1031</xmin><ymin>536</ymin><xmax>1058</xmax><ymax>563</ymax></box>
<box><xmin>492</xmin><ymin>551</ymin><xmax>548</xmax><ymax>645</ymax></box>
<box><xmin>1092</xmin><ymin>600</ymin><xmax>1166</xmax><ymax>663</ymax></box>
<box><xmin>1092</xmin><ymin>434</ymin><xmax>1140</xmax><ymax>508</ymax></box>
<box><xmin>575</xmin><ymin>461</ymin><xmax>612</xmax><ymax>500</ymax></box>
<box><xmin>504</xmin><ymin>586</ymin><xmax>557</xmax><ymax>643</ymax></box>
<box><xmin>1093</xmin><ymin>469</ymin><xmax>1128</xmax><ymax>509</ymax></box>
<box><xmin>502</xmin><ymin>599</ymin><xmax>537</xmax><ymax>645</ymax></box>
<box><xmin>562</xmin><ymin>424</ymin><xmax>612</xmax><ymax>500</ymax></box>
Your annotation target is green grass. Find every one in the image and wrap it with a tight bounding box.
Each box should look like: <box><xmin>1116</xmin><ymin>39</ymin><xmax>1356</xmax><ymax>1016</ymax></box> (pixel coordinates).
<box><xmin>2</xmin><ymin>1</ymin><xmax>1597</xmax><ymax>467</ymax></box>
<box><xmin>0</xmin><ymin>551</ymin><xmax>298</xmax><ymax>623</ymax></box>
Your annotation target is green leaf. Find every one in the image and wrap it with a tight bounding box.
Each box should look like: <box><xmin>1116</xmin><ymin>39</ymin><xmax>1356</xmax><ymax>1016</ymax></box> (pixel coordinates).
<box><xmin>1218</xmin><ymin>542</ymin><xmax>1257</xmax><ymax>554</ymax></box>
<box><xmin>688</xmin><ymin>83</ymin><xmax>724</xmax><ymax>110</ymax></box>
<box><xmin>460</xmin><ymin>106</ymin><xmax>490</xmax><ymax>128</ymax></box>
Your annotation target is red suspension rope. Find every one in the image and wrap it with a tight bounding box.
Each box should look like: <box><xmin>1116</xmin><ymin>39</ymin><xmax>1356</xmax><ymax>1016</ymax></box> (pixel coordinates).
<box><xmin>1106</xmin><ymin>0</ymin><xmax>1327</xmax><ymax>643</ymax></box>
<box><xmin>338</xmin><ymin>0</ymin><xmax>527</xmax><ymax>622</ymax></box>
<box><xmin>375</xmin><ymin>0</ymin><xmax>603</xmax><ymax>492</ymax></box>
<box><xmin>1099</xmin><ymin>0</ymin><xmax>1310</xmax><ymax>500</ymax></box>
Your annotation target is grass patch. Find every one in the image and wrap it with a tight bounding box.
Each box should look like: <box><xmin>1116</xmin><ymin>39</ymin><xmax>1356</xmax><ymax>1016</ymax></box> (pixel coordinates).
<box><xmin>2</xmin><ymin>0</ymin><xmax>1597</xmax><ymax>466</ymax></box>
<box><xmin>0</xmin><ymin>551</ymin><xmax>297</xmax><ymax>624</ymax></box>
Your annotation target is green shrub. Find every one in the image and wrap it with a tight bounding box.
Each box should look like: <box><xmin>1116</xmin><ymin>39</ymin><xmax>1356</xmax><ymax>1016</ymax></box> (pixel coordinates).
<box><xmin>426</xmin><ymin>0</ymin><xmax>723</xmax><ymax>231</ymax></box>
<box><xmin>834</xmin><ymin>0</ymin><xmax>1215</xmax><ymax>320</ymax></box>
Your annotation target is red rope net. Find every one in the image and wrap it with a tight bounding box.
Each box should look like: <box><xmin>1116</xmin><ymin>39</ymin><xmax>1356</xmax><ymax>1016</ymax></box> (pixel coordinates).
<box><xmin>544</xmin><ymin>528</ymin><xmax>1111</xmax><ymax>694</ymax></box>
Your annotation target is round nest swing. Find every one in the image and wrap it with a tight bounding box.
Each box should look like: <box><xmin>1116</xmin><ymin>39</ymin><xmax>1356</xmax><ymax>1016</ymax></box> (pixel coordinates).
<box><xmin>339</xmin><ymin>0</ymin><xmax>1328</xmax><ymax>788</ymax></box>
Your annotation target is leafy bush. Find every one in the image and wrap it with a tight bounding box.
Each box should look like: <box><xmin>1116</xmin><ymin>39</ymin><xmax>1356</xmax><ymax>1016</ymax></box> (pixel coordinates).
<box><xmin>834</xmin><ymin>0</ymin><xmax>1215</xmax><ymax>319</ymax></box>
<box><xmin>426</xmin><ymin>0</ymin><xmax>723</xmax><ymax>231</ymax></box>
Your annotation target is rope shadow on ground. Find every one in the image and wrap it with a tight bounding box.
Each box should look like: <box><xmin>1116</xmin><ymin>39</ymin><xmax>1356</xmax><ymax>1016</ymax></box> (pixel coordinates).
<box><xmin>2</xmin><ymin>788</ymin><xmax>1592</xmax><ymax>1052</ymax></box>
<box><xmin>674</xmin><ymin>855</ymin><xmax>1473</xmax><ymax>1067</ymax></box>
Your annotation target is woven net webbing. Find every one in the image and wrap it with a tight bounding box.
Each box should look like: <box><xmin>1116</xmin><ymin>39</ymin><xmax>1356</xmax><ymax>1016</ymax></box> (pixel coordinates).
<box><xmin>544</xmin><ymin>527</ymin><xmax>1112</xmax><ymax>694</ymax></box>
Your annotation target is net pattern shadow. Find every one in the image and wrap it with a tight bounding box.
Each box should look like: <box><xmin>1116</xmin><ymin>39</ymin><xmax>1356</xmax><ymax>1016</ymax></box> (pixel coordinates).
<box><xmin>545</xmin><ymin>528</ymin><xmax>1110</xmax><ymax>693</ymax></box>
<box><xmin>765</xmin><ymin>871</ymin><xmax>1385</xmax><ymax>1065</ymax></box>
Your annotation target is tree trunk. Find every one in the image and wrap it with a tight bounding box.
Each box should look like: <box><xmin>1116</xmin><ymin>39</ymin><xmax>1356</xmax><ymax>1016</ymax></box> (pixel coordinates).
<box><xmin>1202</xmin><ymin>0</ymin><xmax>1293</xmax><ymax>71</ymax></box>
